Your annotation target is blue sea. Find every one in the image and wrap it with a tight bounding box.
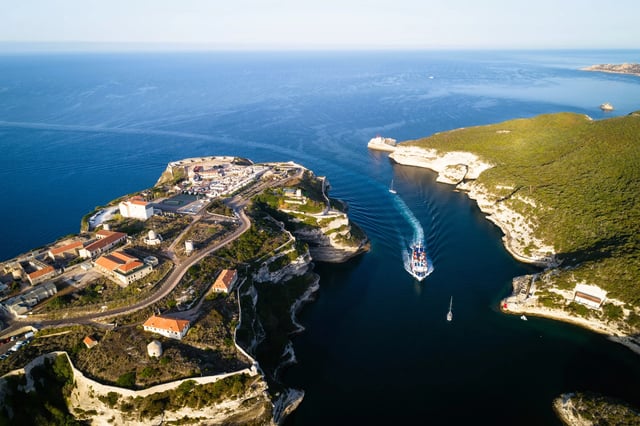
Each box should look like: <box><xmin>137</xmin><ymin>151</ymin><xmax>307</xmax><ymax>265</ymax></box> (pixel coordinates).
<box><xmin>1</xmin><ymin>50</ymin><xmax>640</xmax><ymax>424</ymax></box>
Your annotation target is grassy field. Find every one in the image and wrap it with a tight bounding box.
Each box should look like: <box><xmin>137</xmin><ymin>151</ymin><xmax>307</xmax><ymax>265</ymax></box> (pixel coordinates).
<box><xmin>405</xmin><ymin>111</ymin><xmax>640</xmax><ymax>309</ymax></box>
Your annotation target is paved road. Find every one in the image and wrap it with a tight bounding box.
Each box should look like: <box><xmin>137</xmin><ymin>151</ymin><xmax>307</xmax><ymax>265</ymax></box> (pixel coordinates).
<box><xmin>4</xmin><ymin>207</ymin><xmax>251</xmax><ymax>333</ymax></box>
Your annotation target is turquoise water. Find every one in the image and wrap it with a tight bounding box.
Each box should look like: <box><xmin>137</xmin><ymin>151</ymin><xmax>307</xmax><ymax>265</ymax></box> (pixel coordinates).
<box><xmin>1</xmin><ymin>50</ymin><xmax>640</xmax><ymax>424</ymax></box>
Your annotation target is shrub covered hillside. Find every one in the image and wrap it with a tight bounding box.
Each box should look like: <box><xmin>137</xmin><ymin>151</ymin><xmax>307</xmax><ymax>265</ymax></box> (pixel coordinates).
<box><xmin>406</xmin><ymin>112</ymin><xmax>640</xmax><ymax>306</ymax></box>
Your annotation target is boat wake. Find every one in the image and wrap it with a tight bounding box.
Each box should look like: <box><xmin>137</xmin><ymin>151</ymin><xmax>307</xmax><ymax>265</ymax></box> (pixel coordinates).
<box><xmin>392</xmin><ymin>191</ymin><xmax>434</xmax><ymax>280</ymax></box>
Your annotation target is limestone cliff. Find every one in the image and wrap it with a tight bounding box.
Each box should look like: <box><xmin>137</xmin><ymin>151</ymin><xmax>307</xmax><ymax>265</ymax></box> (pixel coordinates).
<box><xmin>292</xmin><ymin>213</ymin><xmax>369</xmax><ymax>263</ymax></box>
<box><xmin>0</xmin><ymin>352</ymin><xmax>274</xmax><ymax>426</ymax></box>
<box><xmin>389</xmin><ymin>145</ymin><xmax>555</xmax><ymax>266</ymax></box>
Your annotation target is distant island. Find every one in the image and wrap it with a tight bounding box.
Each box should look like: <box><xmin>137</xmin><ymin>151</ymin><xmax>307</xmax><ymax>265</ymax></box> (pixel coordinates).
<box><xmin>582</xmin><ymin>63</ymin><xmax>640</xmax><ymax>77</ymax></box>
<box><xmin>0</xmin><ymin>156</ymin><xmax>368</xmax><ymax>424</ymax></box>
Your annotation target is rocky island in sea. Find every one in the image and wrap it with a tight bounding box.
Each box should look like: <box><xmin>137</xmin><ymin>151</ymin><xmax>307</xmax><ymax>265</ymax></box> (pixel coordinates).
<box><xmin>0</xmin><ymin>156</ymin><xmax>368</xmax><ymax>425</ymax></box>
<box><xmin>369</xmin><ymin>111</ymin><xmax>640</xmax><ymax>423</ymax></box>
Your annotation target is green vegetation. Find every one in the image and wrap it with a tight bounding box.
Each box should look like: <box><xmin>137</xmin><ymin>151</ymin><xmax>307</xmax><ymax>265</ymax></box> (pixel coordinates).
<box><xmin>218</xmin><ymin>215</ymin><xmax>289</xmax><ymax>265</ymax></box>
<box><xmin>407</xmin><ymin>112</ymin><xmax>640</xmax><ymax>313</ymax></box>
<box><xmin>206</xmin><ymin>199</ymin><xmax>234</xmax><ymax>216</ymax></box>
<box><xmin>114</xmin><ymin>374</ymin><xmax>259</xmax><ymax>420</ymax></box>
<box><xmin>555</xmin><ymin>392</ymin><xmax>640</xmax><ymax>425</ymax></box>
<box><xmin>0</xmin><ymin>354</ymin><xmax>84</xmax><ymax>425</ymax></box>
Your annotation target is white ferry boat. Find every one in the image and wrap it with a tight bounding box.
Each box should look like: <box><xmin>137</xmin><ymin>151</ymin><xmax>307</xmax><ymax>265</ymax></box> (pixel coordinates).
<box><xmin>409</xmin><ymin>241</ymin><xmax>429</xmax><ymax>281</ymax></box>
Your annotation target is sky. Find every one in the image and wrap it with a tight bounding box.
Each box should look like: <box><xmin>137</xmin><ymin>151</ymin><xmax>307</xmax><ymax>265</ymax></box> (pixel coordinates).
<box><xmin>1</xmin><ymin>0</ymin><xmax>639</xmax><ymax>50</ymax></box>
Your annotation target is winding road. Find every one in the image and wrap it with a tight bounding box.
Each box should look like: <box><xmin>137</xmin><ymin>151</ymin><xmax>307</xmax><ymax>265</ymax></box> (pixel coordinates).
<box><xmin>3</xmin><ymin>206</ymin><xmax>251</xmax><ymax>334</ymax></box>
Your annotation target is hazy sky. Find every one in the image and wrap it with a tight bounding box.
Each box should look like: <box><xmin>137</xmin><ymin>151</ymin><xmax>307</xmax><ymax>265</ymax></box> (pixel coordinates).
<box><xmin>1</xmin><ymin>0</ymin><xmax>638</xmax><ymax>50</ymax></box>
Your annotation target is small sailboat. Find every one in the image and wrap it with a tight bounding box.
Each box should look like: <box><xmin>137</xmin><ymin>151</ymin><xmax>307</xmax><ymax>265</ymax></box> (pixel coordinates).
<box><xmin>388</xmin><ymin>179</ymin><xmax>397</xmax><ymax>194</ymax></box>
<box><xmin>446</xmin><ymin>296</ymin><xmax>453</xmax><ymax>322</ymax></box>
<box><xmin>521</xmin><ymin>314</ymin><xmax>528</xmax><ymax>321</ymax></box>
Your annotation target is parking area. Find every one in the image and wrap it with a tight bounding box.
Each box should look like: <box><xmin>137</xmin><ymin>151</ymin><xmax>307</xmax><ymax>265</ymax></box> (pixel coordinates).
<box><xmin>152</xmin><ymin>194</ymin><xmax>207</xmax><ymax>215</ymax></box>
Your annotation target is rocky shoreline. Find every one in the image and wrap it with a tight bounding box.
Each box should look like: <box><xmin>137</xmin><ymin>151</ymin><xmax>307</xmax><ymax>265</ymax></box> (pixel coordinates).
<box><xmin>386</xmin><ymin>144</ymin><xmax>556</xmax><ymax>266</ymax></box>
<box><xmin>582</xmin><ymin>63</ymin><xmax>640</xmax><ymax>77</ymax></box>
<box><xmin>0</xmin><ymin>157</ymin><xmax>368</xmax><ymax>425</ymax></box>
<box><xmin>371</xmin><ymin>141</ymin><xmax>639</xmax><ymax>356</ymax></box>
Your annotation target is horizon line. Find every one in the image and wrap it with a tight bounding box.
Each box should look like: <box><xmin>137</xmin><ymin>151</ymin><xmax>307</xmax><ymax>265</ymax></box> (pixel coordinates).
<box><xmin>0</xmin><ymin>41</ymin><xmax>638</xmax><ymax>53</ymax></box>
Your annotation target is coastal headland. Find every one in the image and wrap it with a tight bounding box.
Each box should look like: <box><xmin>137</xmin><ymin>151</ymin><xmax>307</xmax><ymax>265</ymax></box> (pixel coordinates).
<box><xmin>368</xmin><ymin>111</ymin><xmax>640</xmax><ymax>355</ymax></box>
<box><xmin>0</xmin><ymin>156</ymin><xmax>368</xmax><ymax>424</ymax></box>
<box><xmin>582</xmin><ymin>63</ymin><xmax>640</xmax><ymax>77</ymax></box>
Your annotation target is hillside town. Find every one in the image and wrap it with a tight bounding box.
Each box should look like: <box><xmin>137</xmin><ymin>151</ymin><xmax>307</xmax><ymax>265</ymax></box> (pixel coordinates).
<box><xmin>0</xmin><ymin>155</ymin><xmax>368</xmax><ymax>424</ymax></box>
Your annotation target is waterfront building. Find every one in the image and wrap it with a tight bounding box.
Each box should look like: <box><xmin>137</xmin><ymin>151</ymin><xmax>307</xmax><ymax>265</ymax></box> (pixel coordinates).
<box><xmin>94</xmin><ymin>251</ymin><xmax>153</xmax><ymax>286</ymax></box>
<box><xmin>26</xmin><ymin>264</ymin><xmax>56</xmax><ymax>285</ymax></box>
<box><xmin>47</xmin><ymin>241</ymin><xmax>84</xmax><ymax>261</ymax></box>
<box><xmin>573</xmin><ymin>284</ymin><xmax>607</xmax><ymax>309</ymax></box>
<box><xmin>143</xmin><ymin>315</ymin><xmax>190</xmax><ymax>340</ymax></box>
<box><xmin>119</xmin><ymin>196</ymin><xmax>154</xmax><ymax>220</ymax></box>
<box><xmin>212</xmin><ymin>269</ymin><xmax>238</xmax><ymax>293</ymax></box>
<box><xmin>79</xmin><ymin>230</ymin><xmax>127</xmax><ymax>259</ymax></box>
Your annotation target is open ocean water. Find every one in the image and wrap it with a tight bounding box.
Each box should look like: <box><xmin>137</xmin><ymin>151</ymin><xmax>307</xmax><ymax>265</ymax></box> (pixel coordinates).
<box><xmin>1</xmin><ymin>50</ymin><xmax>640</xmax><ymax>424</ymax></box>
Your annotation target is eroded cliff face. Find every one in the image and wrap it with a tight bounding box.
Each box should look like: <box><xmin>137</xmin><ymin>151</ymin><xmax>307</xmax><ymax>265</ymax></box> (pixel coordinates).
<box><xmin>389</xmin><ymin>145</ymin><xmax>556</xmax><ymax>266</ymax></box>
<box><xmin>0</xmin><ymin>352</ymin><xmax>274</xmax><ymax>426</ymax></box>
<box><xmin>287</xmin><ymin>211</ymin><xmax>369</xmax><ymax>263</ymax></box>
<box><xmin>294</xmin><ymin>225</ymin><xmax>369</xmax><ymax>263</ymax></box>
<box><xmin>253</xmin><ymin>249</ymin><xmax>313</xmax><ymax>284</ymax></box>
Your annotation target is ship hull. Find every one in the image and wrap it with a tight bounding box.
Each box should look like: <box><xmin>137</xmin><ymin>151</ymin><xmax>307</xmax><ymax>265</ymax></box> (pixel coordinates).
<box><xmin>408</xmin><ymin>242</ymin><xmax>430</xmax><ymax>281</ymax></box>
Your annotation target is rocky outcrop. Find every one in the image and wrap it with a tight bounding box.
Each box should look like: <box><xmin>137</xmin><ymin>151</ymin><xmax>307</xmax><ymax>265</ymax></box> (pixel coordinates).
<box><xmin>367</xmin><ymin>136</ymin><xmax>398</xmax><ymax>152</ymax></box>
<box><xmin>294</xmin><ymin>224</ymin><xmax>369</xmax><ymax>263</ymax></box>
<box><xmin>552</xmin><ymin>392</ymin><xmax>640</xmax><ymax>426</ymax></box>
<box><xmin>389</xmin><ymin>145</ymin><xmax>493</xmax><ymax>184</ymax></box>
<box><xmin>1</xmin><ymin>352</ymin><xmax>273</xmax><ymax>426</ymax></box>
<box><xmin>254</xmin><ymin>249</ymin><xmax>313</xmax><ymax>283</ymax></box>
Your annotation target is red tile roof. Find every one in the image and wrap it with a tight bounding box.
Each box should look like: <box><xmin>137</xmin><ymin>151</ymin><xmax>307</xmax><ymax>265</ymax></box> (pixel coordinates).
<box><xmin>143</xmin><ymin>315</ymin><xmax>190</xmax><ymax>333</ymax></box>
<box><xmin>83</xmin><ymin>335</ymin><xmax>98</xmax><ymax>348</ymax></box>
<box><xmin>84</xmin><ymin>231</ymin><xmax>126</xmax><ymax>252</ymax></box>
<box><xmin>119</xmin><ymin>260</ymin><xmax>144</xmax><ymax>272</ymax></box>
<box><xmin>49</xmin><ymin>241</ymin><xmax>83</xmax><ymax>256</ymax></box>
<box><xmin>28</xmin><ymin>265</ymin><xmax>55</xmax><ymax>280</ymax></box>
<box><xmin>95</xmin><ymin>251</ymin><xmax>143</xmax><ymax>274</ymax></box>
<box><xmin>128</xmin><ymin>196</ymin><xmax>149</xmax><ymax>206</ymax></box>
<box><xmin>213</xmin><ymin>269</ymin><xmax>237</xmax><ymax>292</ymax></box>
<box><xmin>575</xmin><ymin>291</ymin><xmax>603</xmax><ymax>304</ymax></box>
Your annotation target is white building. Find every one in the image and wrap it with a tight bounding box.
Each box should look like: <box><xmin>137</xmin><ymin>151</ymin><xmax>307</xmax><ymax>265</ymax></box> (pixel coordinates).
<box><xmin>1</xmin><ymin>282</ymin><xmax>57</xmax><ymax>316</ymax></box>
<box><xmin>119</xmin><ymin>196</ymin><xmax>154</xmax><ymax>220</ymax></box>
<box><xmin>79</xmin><ymin>230</ymin><xmax>127</xmax><ymax>259</ymax></box>
<box><xmin>573</xmin><ymin>283</ymin><xmax>607</xmax><ymax>309</ymax></box>
<box><xmin>94</xmin><ymin>251</ymin><xmax>153</xmax><ymax>286</ymax></box>
<box><xmin>147</xmin><ymin>340</ymin><xmax>163</xmax><ymax>357</ymax></box>
<box><xmin>143</xmin><ymin>315</ymin><xmax>190</xmax><ymax>340</ymax></box>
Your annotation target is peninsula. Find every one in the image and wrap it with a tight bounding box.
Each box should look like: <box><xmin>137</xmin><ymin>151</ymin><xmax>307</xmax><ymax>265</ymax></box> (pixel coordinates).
<box><xmin>582</xmin><ymin>63</ymin><xmax>640</xmax><ymax>77</ymax></box>
<box><xmin>370</xmin><ymin>113</ymin><xmax>640</xmax><ymax>422</ymax></box>
<box><xmin>369</xmin><ymin>111</ymin><xmax>640</xmax><ymax>354</ymax></box>
<box><xmin>0</xmin><ymin>156</ymin><xmax>368</xmax><ymax>424</ymax></box>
